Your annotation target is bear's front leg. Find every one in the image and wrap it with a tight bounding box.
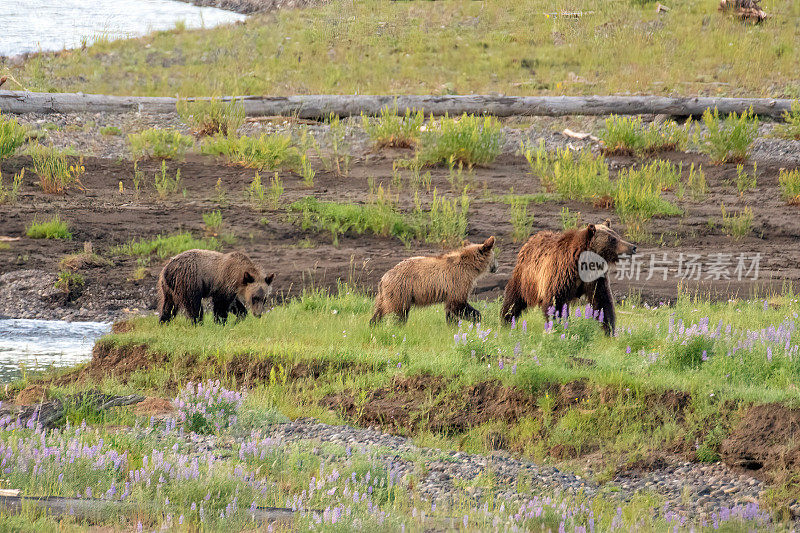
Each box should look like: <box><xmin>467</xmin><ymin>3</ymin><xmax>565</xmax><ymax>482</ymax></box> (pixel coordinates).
<box><xmin>446</xmin><ymin>301</ymin><xmax>481</xmax><ymax>324</ymax></box>
<box><xmin>212</xmin><ymin>296</ymin><xmax>233</xmax><ymax>324</ymax></box>
<box><xmin>586</xmin><ymin>278</ymin><xmax>616</xmax><ymax>336</ymax></box>
<box><xmin>231</xmin><ymin>298</ymin><xmax>248</xmax><ymax>320</ymax></box>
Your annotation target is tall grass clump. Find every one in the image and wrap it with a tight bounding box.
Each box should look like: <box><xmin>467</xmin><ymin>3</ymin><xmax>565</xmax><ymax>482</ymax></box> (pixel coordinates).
<box><xmin>312</xmin><ymin>114</ymin><xmax>352</xmax><ymax>177</ymax></box>
<box><xmin>288</xmin><ymin>195</ymin><xmax>415</xmax><ymax>246</ymax></box>
<box><xmin>128</xmin><ymin>128</ymin><xmax>193</xmax><ymax>160</ymax></box>
<box><xmin>111</xmin><ymin>232</ymin><xmax>219</xmax><ymax>259</ymax></box>
<box><xmin>153</xmin><ymin>160</ymin><xmax>182</xmax><ymax>199</ymax></box>
<box><xmin>614</xmin><ymin>160</ymin><xmax>681</xmax><ymax>227</ymax></box>
<box><xmin>509</xmin><ymin>197</ymin><xmax>535</xmax><ymax>242</ymax></box>
<box><xmin>698</xmin><ymin>107</ymin><xmax>759</xmax><ymax>164</ymax></box>
<box><xmin>177</xmin><ymin>97</ymin><xmax>245</xmax><ymax>137</ymax></box>
<box><xmin>523</xmin><ymin>142</ymin><xmax>612</xmax><ymax>202</ymax></box>
<box><xmin>202</xmin><ymin>134</ymin><xmax>300</xmax><ymax>171</ymax></box>
<box><xmin>600</xmin><ymin>115</ymin><xmax>692</xmax><ymax>155</ymax></box>
<box><xmin>362</xmin><ymin>106</ymin><xmax>424</xmax><ymax>149</ymax></box>
<box><xmin>28</xmin><ymin>145</ymin><xmax>85</xmax><ymax>194</ymax></box>
<box><xmin>720</xmin><ymin>204</ymin><xmax>754</xmax><ymax>240</ymax></box>
<box><xmin>0</xmin><ymin>112</ymin><xmax>27</xmax><ymax>160</ymax></box>
<box><xmin>775</xmin><ymin>101</ymin><xmax>800</xmax><ymax>140</ymax></box>
<box><xmin>778</xmin><ymin>168</ymin><xmax>800</xmax><ymax>204</ymax></box>
<box><xmin>25</xmin><ymin>215</ymin><xmax>72</xmax><ymax>240</ymax></box>
<box><xmin>0</xmin><ymin>169</ymin><xmax>24</xmax><ymax>204</ymax></box>
<box><xmin>423</xmin><ymin>188</ymin><xmax>470</xmax><ymax>246</ymax></box>
<box><xmin>418</xmin><ymin>114</ymin><xmax>503</xmax><ymax>167</ymax></box>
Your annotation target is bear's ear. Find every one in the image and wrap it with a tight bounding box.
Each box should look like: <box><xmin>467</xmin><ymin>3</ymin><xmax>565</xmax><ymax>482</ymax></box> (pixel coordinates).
<box><xmin>242</xmin><ymin>271</ymin><xmax>255</xmax><ymax>285</ymax></box>
<box><xmin>265</xmin><ymin>273</ymin><xmax>275</xmax><ymax>285</ymax></box>
<box><xmin>586</xmin><ymin>224</ymin><xmax>596</xmax><ymax>238</ymax></box>
<box><xmin>603</xmin><ymin>218</ymin><xmax>612</xmax><ymax>228</ymax></box>
<box><xmin>481</xmin><ymin>236</ymin><xmax>495</xmax><ymax>252</ymax></box>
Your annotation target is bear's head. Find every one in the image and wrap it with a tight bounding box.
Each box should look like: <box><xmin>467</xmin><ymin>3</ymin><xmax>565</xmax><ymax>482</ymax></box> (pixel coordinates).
<box><xmin>585</xmin><ymin>220</ymin><xmax>636</xmax><ymax>263</ymax></box>
<box><xmin>240</xmin><ymin>271</ymin><xmax>275</xmax><ymax>318</ymax></box>
<box><xmin>470</xmin><ymin>236</ymin><xmax>497</xmax><ymax>273</ymax></box>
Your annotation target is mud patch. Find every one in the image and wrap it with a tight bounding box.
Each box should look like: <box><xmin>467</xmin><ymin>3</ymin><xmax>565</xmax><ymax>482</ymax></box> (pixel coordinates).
<box><xmin>323</xmin><ymin>374</ymin><xmax>533</xmax><ymax>434</ymax></box>
<box><xmin>721</xmin><ymin>403</ymin><xmax>800</xmax><ymax>477</ymax></box>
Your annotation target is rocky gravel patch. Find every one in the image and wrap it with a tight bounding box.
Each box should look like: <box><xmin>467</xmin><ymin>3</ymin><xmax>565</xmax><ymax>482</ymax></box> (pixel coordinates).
<box><xmin>241</xmin><ymin>419</ymin><xmax>793</xmax><ymax>523</ymax></box>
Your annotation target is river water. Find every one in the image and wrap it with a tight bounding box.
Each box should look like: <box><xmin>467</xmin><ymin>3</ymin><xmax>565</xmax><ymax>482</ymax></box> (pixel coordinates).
<box><xmin>0</xmin><ymin>319</ymin><xmax>111</xmax><ymax>383</ymax></box>
<box><xmin>0</xmin><ymin>0</ymin><xmax>246</xmax><ymax>57</ymax></box>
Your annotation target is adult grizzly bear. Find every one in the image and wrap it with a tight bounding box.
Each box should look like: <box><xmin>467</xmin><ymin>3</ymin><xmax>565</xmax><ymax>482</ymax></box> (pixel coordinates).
<box><xmin>500</xmin><ymin>222</ymin><xmax>635</xmax><ymax>335</ymax></box>
<box><xmin>370</xmin><ymin>236</ymin><xmax>497</xmax><ymax>325</ymax></box>
<box><xmin>158</xmin><ymin>249</ymin><xmax>275</xmax><ymax>324</ymax></box>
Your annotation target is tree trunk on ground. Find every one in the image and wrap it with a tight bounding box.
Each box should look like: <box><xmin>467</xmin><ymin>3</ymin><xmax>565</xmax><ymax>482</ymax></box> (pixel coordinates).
<box><xmin>0</xmin><ymin>91</ymin><xmax>792</xmax><ymax>119</ymax></box>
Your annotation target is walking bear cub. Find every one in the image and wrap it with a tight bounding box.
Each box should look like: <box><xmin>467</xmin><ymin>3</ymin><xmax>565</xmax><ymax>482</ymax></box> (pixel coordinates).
<box><xmin>500</xmin><ymin>222</ymin><xmax>635</xmax><ymax>335</ymax></box>
<box><xmin>370</xmin><ymin>236</ymin><xmax>497</xmax><ymax>325</ymax></box>
<box><xmin>158</xmin><ymin>249</ymin><xmax>275</xmax><ymax>324</ymax></box>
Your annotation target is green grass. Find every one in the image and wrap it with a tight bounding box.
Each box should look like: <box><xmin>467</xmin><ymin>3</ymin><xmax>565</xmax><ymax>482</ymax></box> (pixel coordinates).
<box><xmin>600</xmin><ymin>115</ymin><xmax>692</xmax><ymax>155</ymax></box>
<box><xmin>508</xmin><ymin>197</ymin><xmax>535</xmax><ymax>242</ymax></box>
<box><xmin>776</xmin><ymin>100</ymin><xmax>800</xmax><ymax>140</ymax></box>
<box><xmin>523</xmin><ymin>142</ymin><xmax>613</xmax><ymax>202</ymax></box>
<box><xmin>111</xmin><ymin>232</ymin><xmax>220</xmax><ymax>259</ymax></box>
<box><xmin>13</xmin><ymin>0</ymin><xmax>800</xmax><ymax>98</ymax></box>
<box><xmin>153</xmin><ymin>160</ymin><xmax>183</xmax><ymax>199</ymax></box>
<box><xmin>177</xmin><ymin>97</ymin><xmax>245</xmax><ymax>136</ymax></box>
<box><xmin>27</xmin><ymin>144</ymin><xmax>84</xmax><ymax>194</ymax></box>
<box><xmin>362</xmin><ymin>106</ymin><xmax>424</xmax><ymax>149</ymax></box>
<box><xmin>202</xmin><ymin>133</ymin><xmax>300</xmax><ymax>170</ymax></box>
<box><xmin>0</xmin><ymin>168</ymin><xmax>24</xmax><ymax>204</ymax></box>
<box><xmin>778</xmin><ymin>168</ymin><xmax>800</xmax><ymax>204</ymax></box>
<box><xmin>0</xmin><ymin>112</ymin><xmax>27</xmax><ymax>160</ymax></box>
<box><xmin>25</xmin><ymin>215</ymin><xmax>72</xmax><ymax>240</ymax></box>
<box><xmin>128</xmin><ymin>128</ymin><xmax>194</xmax><ymax>160</ymax></box>
<box><xmin>720</xmin><ymin>203</ymin><xmax>754</xmax><ymax>240</ymax></box>
<box><xmin>202</xmin><ymin>209</ymin><xmax>223</xmax><ymax>233</ymax></box>
<box><xmin>418</xmin><ymin>114</ymin><xmax>503</xmax><ymax>167</ymax></box>
<box><xmin>698</xmin><ymin>107</ymin><xmax>759</xmax><ymax>164</ymax></box>
<box><xmin>99</xmin><ymin>125</ymin><xmax>122</xmax><ymax>136</ymax></box>
<box><xmin>54</xmin><ymin>270</ymin><xmax>85</xmax><ymax>293</ymax></box>
<box><xmin>288</xmin><ymin>195</ymin><xmax>416</xmax><ymax>246</ymax></box>
<box><xmin>613</xmin><ymin>160</ymin><xmax>682</xmax><ymax>225</ymax></box>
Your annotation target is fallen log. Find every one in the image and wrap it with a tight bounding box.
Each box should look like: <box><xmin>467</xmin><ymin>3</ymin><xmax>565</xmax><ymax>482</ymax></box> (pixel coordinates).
<box><xmin>0</xmin><ymin>91</ymin><xmax>794</xmax><ymax>119</ymax></box>
<box><xmin>0</xmin><ymin>391</ymin><xmax>145</xmax><ymax>429</ymax></box>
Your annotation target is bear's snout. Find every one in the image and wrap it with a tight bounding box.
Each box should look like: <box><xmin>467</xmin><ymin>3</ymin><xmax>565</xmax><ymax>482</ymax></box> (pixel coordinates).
<box><xmin>617</xmin><ymin>241</ymin><xmax>637</xmax><ymax>256</ymax></box>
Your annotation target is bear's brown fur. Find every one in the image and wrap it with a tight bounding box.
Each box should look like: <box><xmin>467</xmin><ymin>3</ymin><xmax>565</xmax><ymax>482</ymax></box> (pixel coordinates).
<box><xmin>500</xmin><ymin>222</ymin><xmax>635</xmax><ymax>335</ymax></box>
<box><xmin>158</xmin><ymin>249</ymin><xmax>274</xmax><ymax>324</ymax></box>
<box><xmin>370</xmin><ymin>237</ymin><xmax>497</xmax><ymax>325</ymax></box>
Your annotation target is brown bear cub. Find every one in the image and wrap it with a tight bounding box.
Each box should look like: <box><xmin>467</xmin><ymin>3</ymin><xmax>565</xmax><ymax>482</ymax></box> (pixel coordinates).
<box><xmin>370</xmin><ymin>236</ymin><xmax>497</xmax><ymax>325</ymax></box>
<box><xmin>500</xmin><ymin>221</ymin><xmax>635</xmax><ymax>335</ymax></box>
<box><xmin>158</xmin><ymin>249</ymin><xmax>275</xmax><ymax>324</ymax></box>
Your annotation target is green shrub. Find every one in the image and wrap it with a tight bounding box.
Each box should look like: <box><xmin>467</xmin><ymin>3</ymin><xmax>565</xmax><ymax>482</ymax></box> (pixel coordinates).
<box><xmin>720</xmin><ymin>204</ymin><xmax>753</xmax><ymax>240</ymax></box>
<box><xmin>424</xmin><ymin>188</ymin><xmax>470</xmax><ymax>246</ymax></box>
<box><xmin>54</xmin><ymin>270</ymin><xmax>85</xmax><ymax>294</ymax></box>
<box><xmin>0</xmin><ymin>112</ymin><xmax>27</xmax><ymax>160</ymax></box>
<box><xmin>735</xmin><ymin>163</ymin><xmax>757</xmax><ymax>195</ymax></box>
<box><xmin>776</xmin><ymin>101</ymin><xmax>800</xmax><ymax>140</ymax></box>
<box><xmin>600</xmin><ymin>115</ymin><xmax>691</xmax><ymax>155</ymax></box>
<box><xmin>28</xmin><ymin>144</ymin><xmax>84</xmax><ymax>194</ymax></box>
<box><xmin>523</xmin><ymin>143</ymin><xmax>612</xmax><ymax>202</ymax></box>
<box><xmin>613</xmin><ymin>160</ymin><xmax>682</xmax><ymax>224</ymax></box>
<box><xmin>559</xmin><ymin>206</ymin><xmax>581</xmax><ymax>230</ymax></box>
<box><xmin>203</xmin><ymin>210</ymin><xmax>223</xmax><ymax>233</ymax></box>
<box><xmin>289</xmin><ymin>196</ymin><xmax>415</xmax><ymax>246</ymax></box>
<box><xmin>0</xmin><ymin>169</ymin><xmax>24</xmax><ymax>204</ymax></box>
<box><xmin>111</xmin><ymin>232</ymin><xmax>219</xmax><ymax>259</ymax></box>
<box><xmin>99</xmin><ymin>126</ymin><xmax>122</xmax><ymax>136</ymax></box>
<box><xmin>128</xmin><ymin>128</ymin><xmax>193</xmax><ymax>159</ymax></box>
<box><xmin>362</xmin><ymin>106</ymin><xmax>424</xmax><ymax>148</ymax></box>
<box><xmin>509</xmin><ymin>197</ymin><xmax>535</xmax><ymax>242</ymax></box>
<box><xmin>311</xmin><ymin>114</ymin><xmax>352</xmax><ymax>177</ymax></box>
<box><xmin>698</xmin><ymin>107</ymin><xmax>759</xmax><ymax>164</ymax></box>
<box><xmin>418</xmin><ymin>114</ymin><xmax>503</xmax><ymax>167</ymax></box>
<box><xmin>26</xmin><ymin>215</ymin><xmax>72</xmax><ymax>240</ymax></box>
<box><xmin>153</xmin><ymin>160</ymin><xmax>182</xmax><ymax>199</ymax></box>
<box><xmin>202</xmin><ymin>134</ymin><xmax>300</xmax><ymax>170</ymax></box>
<box><xmin>778</xmin><ymin>168</ymin><xmax>800</xmax><ymax>204</ymax></box>
<box><xmin>177</xmin><ymin>97</ymin><xmax>245</xmax><ymax>137</ymax></box>
<box><xmin>685</xmin><ymin>163</ymin><xmax>708</xmax><ymax>200</ymax></box>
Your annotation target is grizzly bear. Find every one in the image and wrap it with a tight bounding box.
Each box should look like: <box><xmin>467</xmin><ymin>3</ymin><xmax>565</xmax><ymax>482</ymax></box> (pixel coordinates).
<box><xmin>370</xmin><ymin>236</ymin><xmax>497</xmax><ymax>325</ymax></box>
<box><xmin>500</xmin><ymin>222</ymin><xmax>635</xmax><ymax>335</ymax></box>
<box><xmin>158</xmin><ymin>249</ymin><xmax>275</xmax><ymax>324</ymax></box>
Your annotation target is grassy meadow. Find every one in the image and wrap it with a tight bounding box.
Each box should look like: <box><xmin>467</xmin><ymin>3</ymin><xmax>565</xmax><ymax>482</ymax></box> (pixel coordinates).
<box><xmin>5</xmin><ymin>0</ymin><xmax>800</xmax><ymax>98</ymax></box>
